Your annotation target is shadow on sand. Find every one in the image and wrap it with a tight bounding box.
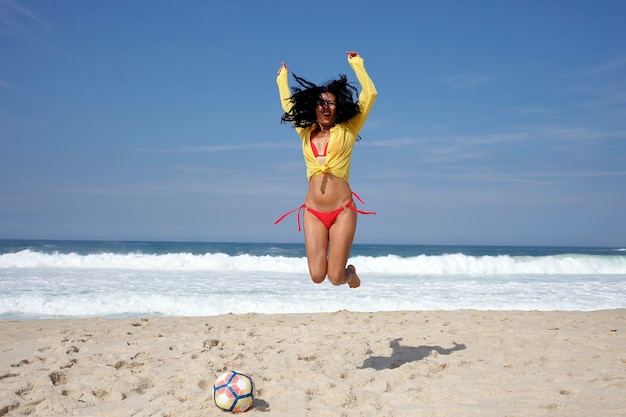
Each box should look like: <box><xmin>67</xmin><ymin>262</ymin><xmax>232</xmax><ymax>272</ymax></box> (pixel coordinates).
<box><xmin>253</xmin><ymin>398</ymin><xmax>270</xmax><ymax>412</ymax></box>
<box><xmin>359</xmin><ymin>338</ymin><xmax>466</xmax><ymax>370</ymax></box>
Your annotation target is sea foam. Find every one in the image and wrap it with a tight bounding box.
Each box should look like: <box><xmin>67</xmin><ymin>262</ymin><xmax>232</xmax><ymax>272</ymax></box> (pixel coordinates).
<box><xmin>1</xmin><ymin>250</ymin><xmax>625</xmax><ymax>275</ymax></box>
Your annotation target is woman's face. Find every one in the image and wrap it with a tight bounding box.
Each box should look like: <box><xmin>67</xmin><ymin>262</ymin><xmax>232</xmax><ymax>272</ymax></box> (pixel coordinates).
<box><xmin>316</xmin><ymin>92</ymin><xmax>337</xmax><ymax>129</ymax></box>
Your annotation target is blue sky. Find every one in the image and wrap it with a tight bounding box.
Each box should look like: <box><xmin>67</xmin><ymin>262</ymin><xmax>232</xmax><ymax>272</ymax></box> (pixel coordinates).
<box><xmin>1</xmin><ymin>0</ymin><xmax>625</xmax><ymax>246</ymax></box>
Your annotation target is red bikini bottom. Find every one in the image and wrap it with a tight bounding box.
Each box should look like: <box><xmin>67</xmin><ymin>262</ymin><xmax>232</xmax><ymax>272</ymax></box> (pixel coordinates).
<box><xmin>274</xmin><ymin>192</ymin><xmax>376</xmax><ymax>231</ymax></box>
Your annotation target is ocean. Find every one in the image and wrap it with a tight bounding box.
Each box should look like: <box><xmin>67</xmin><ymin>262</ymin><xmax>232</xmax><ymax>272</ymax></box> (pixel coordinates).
<box><xmin>1</xmin><ymin>240</ymin><xmax>625</xmax><ymax>319</ymax></box>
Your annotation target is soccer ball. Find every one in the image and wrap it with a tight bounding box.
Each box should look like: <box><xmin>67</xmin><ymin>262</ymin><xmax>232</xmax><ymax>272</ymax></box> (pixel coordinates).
<box><xmin>213</xmin><ymin>370</ymin><xmax>255</xmax><ymax>413</ymax></box>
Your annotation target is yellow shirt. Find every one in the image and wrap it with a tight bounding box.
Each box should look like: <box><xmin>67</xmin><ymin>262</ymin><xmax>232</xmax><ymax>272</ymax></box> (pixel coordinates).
<box><xmin>277</xmin><ymin>56</ymin><xmax>377</xmax><ymax>182</ymax></box>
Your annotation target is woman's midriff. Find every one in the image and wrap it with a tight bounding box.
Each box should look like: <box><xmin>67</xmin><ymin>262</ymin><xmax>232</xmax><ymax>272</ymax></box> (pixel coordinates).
<box><xmin>305</xmin><ymin>174</ymin><xmax>353</xmax><ymax>212</ymax></box>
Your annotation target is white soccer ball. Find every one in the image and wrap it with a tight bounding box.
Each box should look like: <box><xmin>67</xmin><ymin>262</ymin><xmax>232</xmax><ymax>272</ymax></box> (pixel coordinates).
<box><xmin>213</xmin><ymin>370</ymin><xmax>255</xmax><ymax>413</ymax></box>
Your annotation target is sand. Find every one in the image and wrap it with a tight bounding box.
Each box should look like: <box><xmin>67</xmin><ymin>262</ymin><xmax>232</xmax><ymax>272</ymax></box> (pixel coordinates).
<box><xmin>1</xmin><ymin>310</ymin><xmax>625</xmax><ymax>416</ymax></box>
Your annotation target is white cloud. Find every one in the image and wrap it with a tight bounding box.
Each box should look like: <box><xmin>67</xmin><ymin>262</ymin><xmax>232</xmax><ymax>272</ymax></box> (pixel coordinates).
<box><xmin>136</xmin><ymin>142</ymin><xmax>299</xmax><ymax>153</ymax></box>
<box><xmin>579</xmin><ymin>57</ymin><xmax>626</xmax><ymax>76</ymax></box>
<box><xmin>440</xmin><ymin>74</ymin><xmax>487</xmax><ymax>92</ymax></box>
<box><xmin>0</xmin><ymin>79</ymin><xmax>13</xmax><ymax>89</ymax></box>
<box><xmin>515</xmin><ymin>106</ymin><xmax>559</xmax><ymax>117</ymax></box>
<box><xmin>0</xmin><ymin>0</ymin><xmax>42</xmax><ymax>37</ymax></box>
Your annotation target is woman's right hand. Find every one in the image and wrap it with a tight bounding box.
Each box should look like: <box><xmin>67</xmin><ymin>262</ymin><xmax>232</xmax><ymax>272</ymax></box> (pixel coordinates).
<box><xmin>277</xmin><ymin>62</ymin><xmax>287</xmax><ymax>75</ymax></box>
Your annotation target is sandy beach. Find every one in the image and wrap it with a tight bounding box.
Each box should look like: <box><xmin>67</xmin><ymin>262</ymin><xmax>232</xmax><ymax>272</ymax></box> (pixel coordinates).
<box><xmin>1</xmin><ymin>310</ymin><xmax>625</xmax><ymax>416</ymax></box>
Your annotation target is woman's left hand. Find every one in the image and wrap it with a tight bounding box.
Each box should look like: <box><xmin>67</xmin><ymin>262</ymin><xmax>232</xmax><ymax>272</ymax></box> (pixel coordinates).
<box><xmin>277</xmin><ymin>62</ymin><xmax>288</xmax><ymax>75</ymax></box>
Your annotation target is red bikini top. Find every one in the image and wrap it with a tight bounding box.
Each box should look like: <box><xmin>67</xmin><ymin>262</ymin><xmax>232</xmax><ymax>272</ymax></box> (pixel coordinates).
<box><xmin>311</xmin><ymin>140</ymin><xmax>328</xmax><ymax>157</ymax></box>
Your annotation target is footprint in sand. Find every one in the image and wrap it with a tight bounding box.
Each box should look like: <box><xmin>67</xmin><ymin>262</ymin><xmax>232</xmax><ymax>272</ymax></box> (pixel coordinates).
<box><xmin>49</xmin><ymin>370</ymin><xmax>72</xmax><ymax>386</ymax></box>
<box><xmin>10</xmin><ymin>359</ymin><xmax>32</xmax><ymax>367</ymax></box>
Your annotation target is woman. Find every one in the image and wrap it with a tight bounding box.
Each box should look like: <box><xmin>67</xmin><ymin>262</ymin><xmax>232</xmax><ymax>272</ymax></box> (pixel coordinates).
<box><xmin>275</xmin><ymin>51</ymin><xmax>377</xmax><ymax>288</ymax></box>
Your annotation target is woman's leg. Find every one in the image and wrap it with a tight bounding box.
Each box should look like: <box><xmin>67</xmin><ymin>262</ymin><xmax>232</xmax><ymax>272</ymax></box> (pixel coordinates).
<box><xmin>327</xmin><ymin>207</ymin><xmax>360</xmax><ymax>287</ymax></box>
<box><xmin>303</xmin><ymin>209</ymin><xmax>330</xmax><ymax>284</ymax></box>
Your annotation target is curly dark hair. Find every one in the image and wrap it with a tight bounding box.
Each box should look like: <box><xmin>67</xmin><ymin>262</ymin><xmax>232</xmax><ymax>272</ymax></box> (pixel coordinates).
<box><xmin>281</xmin><ymin>73</ymin><xmax>361</xmax><ymax>128</ymax></box>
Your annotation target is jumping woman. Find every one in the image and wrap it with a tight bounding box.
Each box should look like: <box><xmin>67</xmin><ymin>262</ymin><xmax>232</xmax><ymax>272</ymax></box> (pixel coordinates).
<box><xmin>275</xmin><ymin>51</ymin><xmax>377</xmax><ymax>288</ymax></box>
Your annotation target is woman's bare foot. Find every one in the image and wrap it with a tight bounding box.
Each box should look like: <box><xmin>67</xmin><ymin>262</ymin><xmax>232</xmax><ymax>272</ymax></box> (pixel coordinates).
<box><xmin>347</xmin><ymin>265</ymin><xmax>360</xmax><ymax>288</ymax></box>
